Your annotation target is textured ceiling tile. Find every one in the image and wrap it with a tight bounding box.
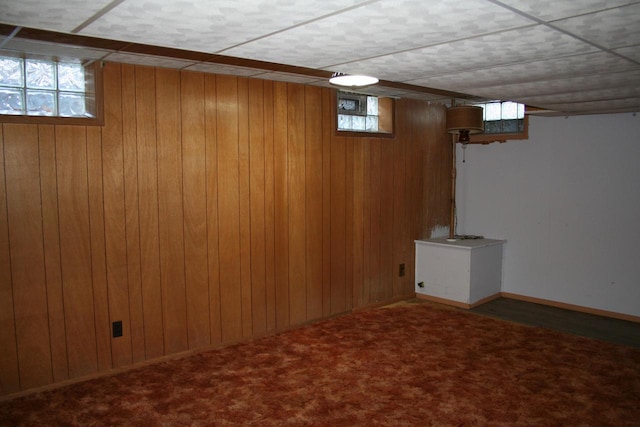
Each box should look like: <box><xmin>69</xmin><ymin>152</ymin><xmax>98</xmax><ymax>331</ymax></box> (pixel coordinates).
<box><xmin>81</xmin><ymin>0</ymin><xmax>363</xmax><ymax>54</ymax></box>
<box><xmin>539</xmin><ymin>97</ymin><xmax>640</xmax><ymax>113</ymax></box>
<box><xmin>0</xmin><ymin>1</ymin><xmax>113</xmax><ymax>32</ymax></box>
<box><xmin>552</xmin><ymin>3</ymin><xmax>640</xmax><ymax>49</ymax></box>
<box><xmin>333</xmin><ymin>25</ymin><xmax>597</xmax><ymax>81</ymax></box>
<box><xmin>469</xmin><ymin>70</ymin><xmax>640</xmax><ymax>100</ymax></box>
<box><xmin>408</xmin><ymin>52</ymin><xmax>637</xmax><ymax>91</ymax></box>
<box><xmin>223</xmin><ymin>0</ymin><xmax>533</xmax><ymax>69</ymax></box>
<box><xmin>1</xmin><ymin>38</ymin><xmax>109</xmax><ymax>61</ymax></box>
<box><xmin>103</xmin><ymin>52</ymin><xmax>196</xmax><ymax>69</ymax></box>
<box><xmin>518</xmin><ymin>85</ymin><xmax>640</xmax><ymax>105</ymax></box>
<box><xmin>613</xmin><ymin>45</ymin><xmax>640</xmax><ymax>63</ymax></box>
<box><xmin>495</xmin><ymin>0</ymin><xmax>634</xmax><ymax>21</ymax></box>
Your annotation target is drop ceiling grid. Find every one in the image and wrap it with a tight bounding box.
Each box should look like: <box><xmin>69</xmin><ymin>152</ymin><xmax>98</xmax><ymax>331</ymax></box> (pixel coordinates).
<box><xmin>0</xmin><ymin>0</ymin><xmax>112</xmax><ymax>32</ymax></box>
<box><xmin>77</xmin><ymin>0</ymin><xmax>366</xmax><ymax>54</ymax></box>
<box><xmin>407</xmin><ymin>52</ymin><xmax>637</xmax><ymax>91</ymax></box>
<box><xmin>492</xmin><ymin>0</ymin><xmax>639</xmax><ymax>21</ymax></box>
<box><xmin>221</xmin><ymin>0</ymin><xmax>534</xmax><ymax>69</ymax></box>
<box><xmin>330</xmin><ymin>25</ymin><xmax>598</xmax><ymax>82</ymax></box>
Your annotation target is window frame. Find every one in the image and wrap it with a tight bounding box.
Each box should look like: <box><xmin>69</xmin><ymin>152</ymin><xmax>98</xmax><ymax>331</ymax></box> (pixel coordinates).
<box><xmin>0</xmin><ymin>60</ymin><xmax>104</xmax><ymax>126</ymax></box>
<box><xmin>468</xmin><ymin>102</ymin><xmax>528</xmax><ymax>144</ymax></box>
<box><xmin>334</xmin><ymin>90</ymin><xmax>395</xmax><ymax>138</ymax></box>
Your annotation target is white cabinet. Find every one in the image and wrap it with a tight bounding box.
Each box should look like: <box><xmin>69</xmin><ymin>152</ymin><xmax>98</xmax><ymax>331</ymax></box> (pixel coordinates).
<box><xmin>414</xmin><ymin>238</ymin><xmax>506</xmax><ymax>308</ymax></box>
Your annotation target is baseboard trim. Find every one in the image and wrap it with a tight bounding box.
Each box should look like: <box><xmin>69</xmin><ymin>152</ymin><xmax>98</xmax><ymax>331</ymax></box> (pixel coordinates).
<box><xmin>415</xmin><ymin>292</ymin><xmax>501</xmax><ymax>309</ymax></box>
<box><xmin>500</xmin><ymin>292</ymin><xmax>640</xmax><ymax>323</ymax></box>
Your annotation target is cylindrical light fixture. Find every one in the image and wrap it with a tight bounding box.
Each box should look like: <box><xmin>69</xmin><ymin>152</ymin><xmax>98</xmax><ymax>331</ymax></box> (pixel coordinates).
<box><xmin>446</xmin><ymin>105</ymin><xmax>484</xmax><ymax>143</ymax></box>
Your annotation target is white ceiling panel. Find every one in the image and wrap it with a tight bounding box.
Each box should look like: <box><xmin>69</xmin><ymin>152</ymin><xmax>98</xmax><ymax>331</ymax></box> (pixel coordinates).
<box><xmin>494</xmin><ymin>0</ymin><xmax>636</xmax><ymax>21</ymax></box>
<box><xmin>81</xmin><ymin>0</ymin><xmax>365</xmax><ymax>54</ymax></box>
<box><xmin>408</xmin><ymin>52</ymin><xmax>637</xmax><ymax>91</ymax></box>
<box><xmin>0</xmin><ymin>0</ymin><xmax>639</xmax><ymax>115</ymax></box>
<box><xmin>333</xmin><ymin>25</ymin><xmax>597</xmax><ymax>81</ymax></box>
<box><xmin>469</xmin><ymin>70</ymin><xmax>640</xmax><ymax>100</ymax></box>
<box><xmin>223</xmin><ymin>0</ymin><xmax>533</xmax><ymax>69</ymax></box>
<box><xmin>0</xmin><ymin>0</ymin><xmax>113</xmax><ymax>32</ymax></box>
<box><xmin>551</xmin><ymin>3</ymin><xmax>640</xmax><ymax>49</ymax></box>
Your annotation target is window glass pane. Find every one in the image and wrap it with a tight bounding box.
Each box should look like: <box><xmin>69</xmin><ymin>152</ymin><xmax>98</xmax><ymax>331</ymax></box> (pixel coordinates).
<box><xmin>27</xmin><ymin>90</ymin><xmax>56</xmax><ymax>116</ymax></box>
<box><xmin>352</xmin><ymin>115</ymin><xmax>366</xmax><ymax>131</ymax></box>
<box><xmin>58</xmin><ymin>63</ymin><xmax>85</xmax><ymax>92</ymax></box>
<box><xmin>484</xmin><ymin>120</ymin><xmax>502</xmax><ymax>133</ymax></box>
<box><xmin>501</xmin><ymin>101</ymin><xmax>519</xmax><ymax>120</ymax></box>
<box><xmin>502</xmin><ymin>119</ymin><xmax>518</xmax><ymax>133</ymax></box>
<box><xmin>366</xmin><ymin>115</ymin><xmax>378</xmax><ymax>132</ymax></box>
<box><xmin>0</xmin><ymin>88</ymin><xmax>24</xmax><ymax>114</ymax></box>
<box><xmin>338</xmin><ymin>114</ymin><xmax>352</xmax><ymax>130</ymax></box>
<box><xmin>0</xmin><ymin>58</ymin><xmax>24</xmax><ymax>87</ymax></box>
<box><xmin>485</xmin><ymin>102</ymin><xmax>502</xmax><ymax>121</ymax></box>
<box><xmin>59</xmin><ymin>92</ymin><xmax>87</xmax><ymax>117</ymax></box>
<box><xmin>517</xmin><ymin>103</ymin><xmax>525</xmax><ymax>119</ymax></box>
<box><xmin>26</xmin><ymin>59</ymin><xmax>56</xmax><ymax>89</ymax></box>
<box><xmin>367</xmin><ymin>96</ymin><xmax>378</xmax><ymax>115</ymax></box>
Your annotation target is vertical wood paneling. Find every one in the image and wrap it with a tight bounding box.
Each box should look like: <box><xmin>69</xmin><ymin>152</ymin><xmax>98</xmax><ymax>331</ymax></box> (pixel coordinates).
<box><xmin>304</xmin><ymin>86</ymin><xmax>323</xmax><ymax>320</ymax></box>
<box><xmin>352</xmin><ymin>139</ymin><xmax>365</xmax><ymax>308</ymax></box>
<box><xmin>369</xmin><ymin>139</ymin><xmax>382</xmax><ymax>303</ymax></box>
<box><xmin>135</xmin><ymin>65</ymin><xmax>164</xmax><ymax>359</ymax></box>
<box><xmin>287</xmin><ymin>84</ymin><xmax>307</xmax><ymax>325</ymax></box>
<box><xmin>273</xmin><ymin>82</ymin><xmax>289</xmax><ymax>329</ymax></box>
<box><xmin>380</xmin><ymin>139</ymin><xmax>394</xmax><ymax>302</ymax></box>
<box><xmin>102</xmin><ymin>63</ymin><xmax>133</xmax><ymax>368</ymax></box>
<box><xmin>0</xmin><ymin>126</ymin><xmax>20</xmax><ymax>394</ymax></box>
<box><xmin>85</xmin><ymin>125</ymin><xmax>112</xmax><ymax>372</ymax></box>
<box><xmin>204</xmin><ymin>74</ymin><xmax>222</xmax><ymax>344</ymax></box>
<box><xmin>237</xmin><ymin>78</ymin><xmax>253</xmax><ymax>339</ymax></box>
<box><xmin>263</xmin><ymin>82</ymin><xmax>277</xmax><ymax>333</ymax></box>
<box><xmin>330</xmin><ymin>131</ymin><xmax>346</xmax><ymax>314</ymax></box>
<box><xmin>248</xmin><ymin>79</ymin><xmax>267</xmax><ymax>336</ymax></box>
<box><xmin>321</xmin><ymin>89</ymin><xmax>332</xmax><ymax>317</ymax></box>
<box><xmin>181</xmin><ymin>71</ymin><xmax>210</xmax><ymax>349</ymax></box>
<box><xmin>156</xmin><ymin>68</ymin><xmax>188</xmax><ymax>354</ymax></box>
<box><xmin>56</xmin><ymin>125</ymin><xmax>98</xmax><ymax>378</ymax></box>
<box><xmin>344</xmin><ymin>136</ymin><xmax>354</xmax><ymax>310</ymax></box>
<box><xmin>3</xmin><ymin>124</ymin><xmax>51</xmax><ymax>389</ymax></box>
<box><xmin>37</xmin><ymin>125</ymin><xmax>68</xmax><ymax>382</ymax></box>
<box><xmin>0</xmin><ymin>67</ymin><xmax>450</xmax><ymax>397</ymax></box>
<box><xmin>121</xmin><ymin>64</ymin><xmax>145</xmax><ymax>363</ymax></box>
<box><xmin>216</xmin><ymin>75</ymin><xmax>243</xmax><ymax>342</ymax></box>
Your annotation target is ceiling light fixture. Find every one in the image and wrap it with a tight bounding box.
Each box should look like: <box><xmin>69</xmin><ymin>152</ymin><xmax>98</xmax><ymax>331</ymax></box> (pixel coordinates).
<box><xmin>329</xmin><ymin>72</ymin><xmax>379</xmax><ymax>88</ymax></box>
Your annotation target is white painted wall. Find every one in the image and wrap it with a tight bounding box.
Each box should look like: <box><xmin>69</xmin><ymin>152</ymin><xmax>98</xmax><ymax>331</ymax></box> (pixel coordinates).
<box><xmin>456</xmin><ymin>113</ymin><xmax>640</xmax><ymax>317</ymax></box>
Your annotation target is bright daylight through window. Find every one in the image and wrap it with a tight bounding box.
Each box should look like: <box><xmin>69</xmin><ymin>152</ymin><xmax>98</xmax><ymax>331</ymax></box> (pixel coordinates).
<box><xmin>0</xmin><ymin>55</ymin><xmax>95</xmax><ymax>118</ymax></box>
<box><xmin>336</xmin><ymin>91</ymin><xmax>393</xmax><ymax>134</ymax></box>
<box><xmin>474</xmin><ymin>101</ymin><xmax>525</xmax><ymax>134</ymax></box>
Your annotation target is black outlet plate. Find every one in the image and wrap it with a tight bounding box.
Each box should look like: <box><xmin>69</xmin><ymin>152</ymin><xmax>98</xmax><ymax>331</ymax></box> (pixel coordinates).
<box><xmin>112</xmin><ymin>320</ymin><xmax>123</xmax><ymax>338</ymax></box>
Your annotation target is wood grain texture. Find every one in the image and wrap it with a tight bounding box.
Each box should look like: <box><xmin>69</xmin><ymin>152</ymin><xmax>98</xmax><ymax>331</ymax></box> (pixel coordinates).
<box><xmin>3</xmin><ymin>124</ymin><xmax>52</xmax><ymax>389</ymax></box>
<box><xmin>55</xmin><ymin>125</ymin><xmax>98</xmax><ymax>378</ymax></box>
<box><xmin>181</xmin><ymin>70</ymin><xmax>210</xmax><ymax>349</ymax></box>
<box><xmin>0</xmin><ymin>65</ymin><xmax>450</xmax><ymax>397</ymax></box>
<box><xmin>0</xmin><ymin>127</ymin><xmax>20</xmax><ymax>395</ymax></box>
<box><xmin>102</xmin><ymin>62</ymin><xmax>133</xmax><ymax>368</ymax></box>
<box><xmin>37</xmin><ymin>125</ymin><xmax>68</xmax><ymax>382</ymax></box>
<box><xmin>156</xmin><ymin>68</ymin><xmax>188</xmax><ymax>354</ymax></box>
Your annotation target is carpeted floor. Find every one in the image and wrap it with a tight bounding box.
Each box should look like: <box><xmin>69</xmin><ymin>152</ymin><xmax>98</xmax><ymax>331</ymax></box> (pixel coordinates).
<box><xmin>1</xmin><ymin>302</ymin><xmax>639</xmax><ymax>426</ymax></box>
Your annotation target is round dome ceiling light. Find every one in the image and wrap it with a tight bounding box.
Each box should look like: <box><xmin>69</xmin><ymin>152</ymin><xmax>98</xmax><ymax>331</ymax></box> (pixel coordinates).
<box><xmin>329</xmin><ymin>72</ymin><xmax>379</xmax><ymax>88</ymax></box>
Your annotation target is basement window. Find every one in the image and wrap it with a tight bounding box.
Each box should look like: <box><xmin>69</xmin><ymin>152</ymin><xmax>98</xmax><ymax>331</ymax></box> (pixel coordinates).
<box><xmin>0</xmin><ymin>54</ymin><xmax>102</xmax><ymax>125</ymax></box>
<box><xmin>336</xmin><ymin>91</ymin><xmax>394</xmax><ymax>135</ymax></box>
<box><xmin>469</xmin><ymin>101</ymin><xmax>528</xmax><ymax>143</ymax></box>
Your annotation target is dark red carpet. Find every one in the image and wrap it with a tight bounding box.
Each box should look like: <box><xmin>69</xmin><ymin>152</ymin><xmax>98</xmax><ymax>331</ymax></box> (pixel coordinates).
<box><xmin>1</xmin><ymin>302</ymin><xmax>639</xmax><ymax>426</ymax></box>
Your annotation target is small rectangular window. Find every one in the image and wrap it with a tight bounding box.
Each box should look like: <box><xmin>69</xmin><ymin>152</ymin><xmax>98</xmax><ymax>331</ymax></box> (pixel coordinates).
<box><xmin>336</xmin><ymin>91</ymin><xmax>394</xmax><ymax>136</ymax></box>
<box><xmin>470</xmin><ymin>101</ymin><xmax>528</xmax><ymax>143</ymax></box>
<box><xmin>0</xmin><ymin>55</ymin><xmax>102</xmax><ymax>125</ymax></box>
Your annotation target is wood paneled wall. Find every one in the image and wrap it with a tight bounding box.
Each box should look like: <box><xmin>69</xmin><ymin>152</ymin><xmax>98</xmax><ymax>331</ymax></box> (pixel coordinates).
<box><xmin>0</xmin><ymin>62</ymin><xmax>450</xmax><ymax>396</ymax></box>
